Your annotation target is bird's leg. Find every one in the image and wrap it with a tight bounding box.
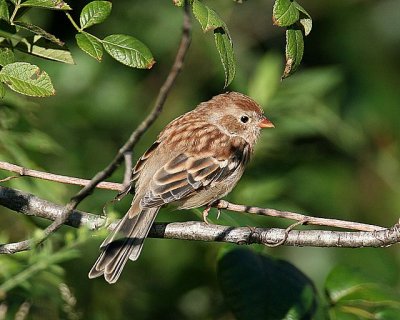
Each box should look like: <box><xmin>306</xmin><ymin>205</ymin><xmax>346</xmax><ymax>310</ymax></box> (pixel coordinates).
<box><xmin>202</xmin><ymin>206</ymin><xmax>212</xmax><ymax>224</ymax></box>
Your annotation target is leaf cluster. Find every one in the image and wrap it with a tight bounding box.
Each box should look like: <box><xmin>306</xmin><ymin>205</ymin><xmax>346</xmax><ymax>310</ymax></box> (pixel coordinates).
<box><xmin>0</xmin><ymin>0</ymin><xmax>154</xmax><ymax>97</ymax></box>
<box><xmin>218</xmin><ymin>248</ymin><xmax>400</xmax><ymax>320</ymax></box>
<box><xmin>272</xmin><ymin>0</ymin><xmax>312</xmax><ymax>78</ymax></box>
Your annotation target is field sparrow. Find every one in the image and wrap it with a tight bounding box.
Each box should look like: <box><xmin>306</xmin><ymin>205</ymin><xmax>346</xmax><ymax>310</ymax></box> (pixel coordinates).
<box><xmin>89</xmin><ymin>92</ymin><xmax>274</xmax><ymax>283</ymax></box>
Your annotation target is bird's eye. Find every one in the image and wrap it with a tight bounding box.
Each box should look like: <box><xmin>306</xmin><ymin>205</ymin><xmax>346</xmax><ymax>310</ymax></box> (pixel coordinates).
<box><xmin>240</xmin><ymin>115</ymin><xmax>249</xmax><ymax>123</ymax></box>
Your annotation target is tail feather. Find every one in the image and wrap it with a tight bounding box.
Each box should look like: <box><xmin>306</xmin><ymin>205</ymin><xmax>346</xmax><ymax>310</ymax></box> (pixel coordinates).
<box><xmin>88</xmin><ymin>206</ymin><xmax>160</xmax><ymax>283</ymax></box>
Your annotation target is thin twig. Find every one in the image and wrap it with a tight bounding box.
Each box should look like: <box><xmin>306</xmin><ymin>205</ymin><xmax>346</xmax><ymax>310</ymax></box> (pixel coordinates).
<box><xmin>214</xmin><ymin>200</ymin><xmax>386</xmax><ymax>232</ymax></box>
<box><xmin>0</xmin><ymin>161</ymin><xmax>122</xmax><ymax>191</ymax></box>
<box><xmin>0</xmin><ymin>3</ymin><xmax>192</xmax><ymax>253</ymax></box>
<box><xmin>122</xmin><ymin>152</ymin><xmax>133</xmax><ymax>189</ymax></box>
<box><xmin>0</xmin><ymin>186</ymin><xmax>399</xmax><ymax>254</ymax></box>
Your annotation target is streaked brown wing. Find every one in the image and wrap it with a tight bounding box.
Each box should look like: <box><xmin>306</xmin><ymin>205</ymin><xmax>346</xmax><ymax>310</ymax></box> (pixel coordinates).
<box><xmin>131</xmin><ymin>140</ymin><xmax>161</xmax><ymax>183</ymax></box>
<box><xmin>140</xmin><ymin>152</ymin><xmax>244</xmax><ymax>208</ymax></box>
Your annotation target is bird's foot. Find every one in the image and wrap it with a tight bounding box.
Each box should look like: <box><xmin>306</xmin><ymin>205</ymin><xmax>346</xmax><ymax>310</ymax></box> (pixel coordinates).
<box><xmin>202</xmin><ymin>206</ymin><xmax>211</xmax><ymax>224</ymax></box>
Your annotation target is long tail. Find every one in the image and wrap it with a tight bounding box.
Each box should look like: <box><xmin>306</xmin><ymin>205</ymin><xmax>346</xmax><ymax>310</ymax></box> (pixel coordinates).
<box><xmin>88</xmin><ymin>206</ymin><xmax>160</xmax><ymax>283</ymax></box>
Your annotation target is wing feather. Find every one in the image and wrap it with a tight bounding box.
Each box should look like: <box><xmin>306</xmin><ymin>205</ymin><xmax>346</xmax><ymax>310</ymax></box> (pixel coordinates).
<box><xmin>140</xmin><ymin>150</ymin><xmax>246</xmax><ymax>208</ymax></box>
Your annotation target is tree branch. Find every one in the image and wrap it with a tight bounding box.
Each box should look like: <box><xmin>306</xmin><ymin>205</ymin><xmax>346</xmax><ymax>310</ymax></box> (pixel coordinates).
<box><xmin>0</xmin><ymin>161</ymin><xmax>387</xmax><ymax>232</ymax></box>
<box><xmin>0</xmin><ymin>186</ymin><xmax>399</xmax><ymax>254</ymax></box>
<box><xmin>214</xmin><ymin>200</ymin><xmax>386</xmax><ymax>232</ymax></box>
<box><xmin>0</xmin><ymin>161</ymin><xmax>122</xmax><ymax>191</ymax></box>
<box><xmin>0</xmin><ymin>3</ymin><xmax>192</xmax><ymax>253</ymax></box>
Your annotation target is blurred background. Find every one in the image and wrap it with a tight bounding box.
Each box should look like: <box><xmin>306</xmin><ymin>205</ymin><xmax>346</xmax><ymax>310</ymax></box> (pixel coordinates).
<box><xmin>1</xmin><ymin>0</ymin><xmax>400</xmax><ymax>319</ymax></box>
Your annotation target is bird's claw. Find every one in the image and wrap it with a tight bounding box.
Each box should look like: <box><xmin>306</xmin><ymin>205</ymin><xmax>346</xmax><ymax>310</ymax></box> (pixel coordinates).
<box><xmin>202</xmin><ymin>206</ymin><xmax>223</xmax><ymax>224</ymax></box>
<box><xmin>202</xmin><ymin>207</ymin><xmax>211</xmax><ymax>224</ymax></box>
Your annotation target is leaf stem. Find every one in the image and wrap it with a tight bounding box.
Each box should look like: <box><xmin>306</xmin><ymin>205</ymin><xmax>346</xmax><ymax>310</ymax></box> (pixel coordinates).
<box><xmin>9</xmin><ymin>0</ymin><xmax>21</xmax><ymax>25</ymax></box>
<box><xmin>65</xmin><ymin>12</ymin><xmax>81</xmax><ymax>32</ymax></box>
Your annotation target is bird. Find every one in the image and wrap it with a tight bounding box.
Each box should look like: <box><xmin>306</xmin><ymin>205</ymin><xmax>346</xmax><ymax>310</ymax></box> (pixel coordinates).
<box><xmin>88</xmin><ymin>92</ymin><xmax>274</xmax><ymax>283</ymax></box>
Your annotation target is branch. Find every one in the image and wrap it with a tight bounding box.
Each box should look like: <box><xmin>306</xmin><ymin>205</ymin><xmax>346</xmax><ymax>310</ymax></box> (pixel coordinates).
<box><xmin>0</xmin><ymin>4</ymin><xmax>192</xmax><ymax>252</ymax></box>
<box><xmin>0</xmin><ymin>161</ymin><xmax>386</xmax><ymax>232</ymax></box>
<box><xmin>0</xmin><ymin>186</ymin><xmax>399</xmax><ymax>254</ymax></box>
<box><xmin>214</xmin><ymin>200</ymin><xmax>386</xmax><ymax>232</ymax></box>
<box><xmin>0</xmin><ymin>161</ymin><xmax>122</xmax><ymax>191</ymax></box>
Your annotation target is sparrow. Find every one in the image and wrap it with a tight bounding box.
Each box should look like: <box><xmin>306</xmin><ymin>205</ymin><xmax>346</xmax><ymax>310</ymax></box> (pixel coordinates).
<box><xmin>89</xmin><ymin>92</ymin><xmax>274</xmax><ymax>283</ymax></box>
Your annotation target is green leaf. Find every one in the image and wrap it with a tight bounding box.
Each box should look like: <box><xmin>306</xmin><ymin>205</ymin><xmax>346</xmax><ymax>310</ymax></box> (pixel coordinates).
<box><xmin>14</xmin><ymin>21</ymin><xmax>64</xmax><ymax>46</ymax></box>
<box><xmin>80</xmin><ymin>1</ymin><xmax>112</xmax><ymax>30</ymax></box>
<box><xmin>326</xmin><ymin>266</ymin><xmax>400</xmax><ymax>319</ymax></box>
<box><xmin>273</xmin><ymin>0</ymin><xmax>299</xmax><ymax>27</ymax></box>
<box><xmin>218</xmin><ymin>249</ymin><xmax>317</xmax><ymax>320</ymax></box>
<box><xmin>102</xmin><ymin>34</ymin><xmax>155</xmax><ymax>69</ymax></box>
<box><xmin>214</xmin><ymin>27</ymin><xmax>235</xmax><ymax>88</ymax></box>
<box><xmin>192</xmin><ymin>0</ymin><xmax>236</xmax><ymax>87</ymax></box>
<box><xmin>16</xmin><ymin>36</ymin><xmax>74</xmax><ymax>64</ymax></box>
<box><xmin>76</xmin><ymin>32</ymin><xmax>103</xmax><ymax>61</ymax></box>
<box><xmin>192</xmin><ymin>0</ymin><xmax>224</xmax><ymax>32</ymax></box>
<box><xmin>282</xmin><ymin>28</ymin><xmax>304</xmax><ymax>79</ymax></box>
<box><xmin>191</xmin><ymin>0</ymin><xmax>236</xmax><ymax>87</ymax></box>
<box><xmin>326</xmin><ymin>266</ymin><xmax>400</xmax><ymax>305</ymax></box>
<box><xmin>20</xmin><ymin>0</ymin><xmax>71</xmax><ymax>10</ymax></box>
<box><xmin>0</xmin><ymin>0</ymin><xmax>10</xmax><ymax>21</ymax></box>
<box><xmin>294</xmin><ymin>2</ymin><xmax>312</xmax><ymax>36</ymax></box>
<box><xmin>0</xmin><ymin>62</ymin><xmax>55</xmax><ymax>97</ymax></box>
<box><xmin>0</xmin><ymin>82</ymin><xmax>5</xmax><ymax>98</ymax></box>
<box><xmin>0</xmin><ymin>48</ymin><xmax>15</xmax><ymax>66</ymax></box>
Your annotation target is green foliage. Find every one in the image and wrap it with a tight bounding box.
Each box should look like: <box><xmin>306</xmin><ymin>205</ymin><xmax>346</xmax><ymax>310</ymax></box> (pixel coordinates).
<box><xmin>326</xmin><ymin>266</ymin><xmax>400</xmax><ymax>319</ymax></box>
<box><xmin>75</xmin><ymin>32</ymin><xmax>103</xmax><ymax>61</ymax></box>
<box><xmin>79</xmin><ymin>1</ymin><xmax>112</xmax><ymax>30</ymax></box>
<box><xmin>0</xmin><ymin>0</ymin><xmax>399</xmax><ymax>319</ymax></box>
<box><xmin>273</xmin><ymin>0</ymin><xmax>312</xmax><ymax>78</ymax></box>
<box><xmin>0</xmin><ymin>0</ymin><xmax>312</xmax><ymax>97</ymax></box>
<box><xmin>0</xmin><ymin>48</ymin><xmax>15</xmax><ymax>66</ymax></box>
<box><xmin>217</xmin><ymin>249</ymin><xmax>400</xmax><ymax>320</ymax></box>
<box><xmin>192</xmin><ymin>0</ymin><xmax>235</xmax><ymax>87</ymax></box>
<box><xmin>20</xmin><ymin>0</ymin><xmax>71</xmax><ymax>10</ymax></box>
<box><xmin>0</xmin><ymin>0</ymin><xmax>154</xmax><ymax>98</ymax></box>
<box><xmin>0</xmin><ymin>62</ymin><xmax>55</xmax><ymax>96</ymax></box>
<box><xmin>218</xmin><ymin>248</ymin><xmax>318</xmax><ymax>319</ymax></box>
<box><xmin>102</xmin><ymin>34</ymin><xmax>155</xmax><ymax>69</ymax></box>
<box><xmin>0</xmin><ymin>230</ymin><xmax>89</xmax><ymax>318</ymax></box>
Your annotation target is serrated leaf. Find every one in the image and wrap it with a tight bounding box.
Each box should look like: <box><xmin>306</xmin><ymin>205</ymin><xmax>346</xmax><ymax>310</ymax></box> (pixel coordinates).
<box><xmin>76</xmin><ymin>32</ymin><xmax>103</xmax><ymax>61</ymax></box>
<box><xmin>0</xmin><ymin>82</ymin><xmax>5</xmax><ymax>98</ymax></box>
<box><xmin>282</xmin><ymin>28</ymin><xmax>303</xmax><ymax>79</ymax></box>
<box><xmin>0</xmin><ymin>48</ymin><xmax>15</xmax><ymax>66</ymax></box>
<box><xmin>0</xmin><ymin>0</ymin><xmax>10</xmax><ymax>21</ymax></box>
<box><xmin>0</xmin><ymin>62</ymin><xmax>55</xmax><ymax>97</ymax></box>
<box><xmin>16</xmin><ymin>36</ymin><xmax>74</xmax><ymax>64</ymax></box>
<box><xmin>14</xmin><ymin>21</ymin><xmax>64</xmax><ymax>46</ymax></box>
<box><xmin>80</xmin><ymin>1</ymin><xmax>112</xmax><ymax>30</ymax></box>
<box><xmin>218</xmin><ymin>249</ymin><xmax>317</xmax><ymax>320</ymax></box>
<box><xmin>273</xmin><ymin>0</ymin><xmax>299</xmax><ymax>27</ymax></box>
<box><xmin>21</xmin><ymin>0</ymin><xmax>71</xmax><ymax>10</ymax></box>
<box><xmin>214</xmin><ymin>27</ymin><xmax>235</xmax><ymax>88</ymax></box>
<box><xmin>294</xmin><ymin>2</ymin><xmax>312</xmax><ymax>35</ymax></box>
<box><xmin>102</xmin><ymin>34</ymin><xmax>155</xmax><ymax>69</ymax></box>
<box><xmin>192</xmin><ymin>0</ymin><xmax>224</xmax><ymax>32</ymax></box>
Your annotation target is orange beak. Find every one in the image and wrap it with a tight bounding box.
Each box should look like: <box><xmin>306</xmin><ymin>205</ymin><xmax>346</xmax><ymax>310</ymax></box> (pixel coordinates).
<box><xmin>258</xmin><ymin>117</ymin><xmax>275</xmax><ymax>128</ymax></box>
